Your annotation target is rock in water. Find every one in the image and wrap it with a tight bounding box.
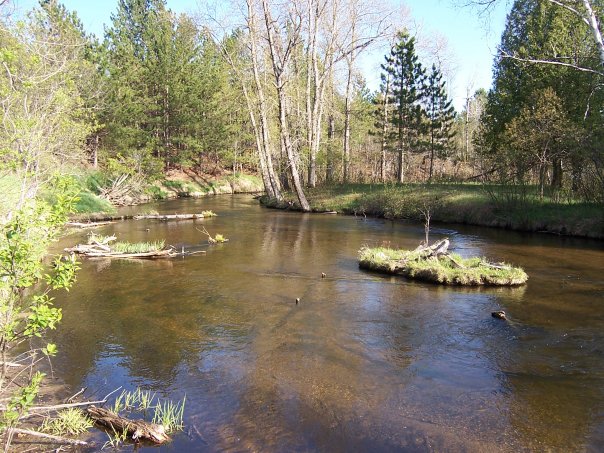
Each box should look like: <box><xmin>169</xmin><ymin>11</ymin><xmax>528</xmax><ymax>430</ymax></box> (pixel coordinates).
<box><xmin>492</xmin><ymin>310</ymin><xmax>506</xmax><ymax>320</ymax></box>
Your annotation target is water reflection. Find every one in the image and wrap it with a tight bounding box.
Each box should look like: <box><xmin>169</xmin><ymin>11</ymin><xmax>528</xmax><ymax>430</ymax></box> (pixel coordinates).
<box><xmin>50</xmin><ymin>196</ymin><xmax>604</xmax><ymax>451</ymax></box>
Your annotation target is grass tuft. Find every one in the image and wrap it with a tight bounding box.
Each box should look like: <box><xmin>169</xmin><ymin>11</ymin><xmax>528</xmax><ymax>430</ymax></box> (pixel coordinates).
<box><xmin>153</xmin><ymin>396</ymin><xmax>186</xmax><ymax>433</ymax></box>
<box><xmin>112</xmin><ymin>240</ymin><xmax>165</xmax><ymax>254</ymax></box>
<box><xmin>41</xmin><ymin>408</ymin><xmax>93</xmax><ymax>436</ymax></box>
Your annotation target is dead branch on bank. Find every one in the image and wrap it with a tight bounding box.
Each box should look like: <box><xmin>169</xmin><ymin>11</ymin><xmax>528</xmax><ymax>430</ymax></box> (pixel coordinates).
<box><xmin>8</xmin><ymin>428</ymin><xmax>89</xmax><ymax>446</ymax></box>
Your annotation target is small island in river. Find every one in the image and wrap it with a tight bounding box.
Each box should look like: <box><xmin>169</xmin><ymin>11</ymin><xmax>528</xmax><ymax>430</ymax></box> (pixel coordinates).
<box><xmin>358</xmin><ymin>239</ymin><xmax>528</xmax><ymax>286</ymax></box>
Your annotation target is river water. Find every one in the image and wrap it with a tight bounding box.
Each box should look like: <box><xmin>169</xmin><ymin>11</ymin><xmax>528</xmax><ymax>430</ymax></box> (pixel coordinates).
<box><xmin>50</xmin><ymin>195</ymin><xmax>604</xmax><ymax>452</ymax></box>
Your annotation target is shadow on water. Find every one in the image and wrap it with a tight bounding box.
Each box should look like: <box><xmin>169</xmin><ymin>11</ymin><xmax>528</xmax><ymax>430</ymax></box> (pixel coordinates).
<box><xmin>48</xmin><ymin>195</ymin><xmax>604</xmax><ymax>452</ymax></box>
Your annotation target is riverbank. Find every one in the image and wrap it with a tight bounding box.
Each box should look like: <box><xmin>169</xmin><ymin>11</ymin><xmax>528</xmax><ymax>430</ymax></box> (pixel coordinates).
<box><xmin>70</xmin><ymin>170</ymin><xmax>263</xmax><ymax>221</ymax></box>
<box><xmin>261</xmin><ymin>183</ymin><xmax>604</xmax><ymax>239</ymax></box>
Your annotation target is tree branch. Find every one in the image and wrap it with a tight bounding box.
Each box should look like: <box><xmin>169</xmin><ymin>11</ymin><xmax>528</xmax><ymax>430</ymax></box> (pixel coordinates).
<box><xmin>501</xmin><ymin>51</ymin><xmax>604</xmax><ymax>76</ymax></box>
<box><xmin>8</xmin><ymin>428</ymin><xmax>88</xmax><ymax>446</ymax></box>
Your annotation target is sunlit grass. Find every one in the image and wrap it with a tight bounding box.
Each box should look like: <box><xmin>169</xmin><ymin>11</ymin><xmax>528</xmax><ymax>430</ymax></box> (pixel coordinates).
<box><xmin>153</xmin><ymin>396</ymin><xmax>186</xmax><ymax>433</ymax></box>
<box><xmin>112</xmin><ymin>240</ymin><xmax>165</xmax><ymax>254</ymax></box>
<box><xmin>41</xmin><ymin>408</ymin><xmax>93</xmax><ymax>436</ymax></box>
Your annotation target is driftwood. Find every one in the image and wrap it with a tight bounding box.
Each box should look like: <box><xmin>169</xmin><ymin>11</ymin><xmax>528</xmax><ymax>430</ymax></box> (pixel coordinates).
<box><xmin>9</xmin><ymin>428</ymin><xmax>89</xmax><ymax>446</ymax></box>
<box><xmin>66</xmin><ymin>221</ymin><xmax>115</xmax><ymax>228</ymax></box>
<box><xmin>414</xmin><ymin>238</ymin><xmax>450</xmax><ymax>257</ymax></box>
<box><xmin>65</xmin><ymin>244</ymin><xmax>177</xmax><ymax>258</ymax></box>
<box><xmin>69</xmin><ymin>213</ymin><xmax>210</xmax><ymax>223</ymax></box>
<box><xmin>86</xmin><ymin>406</ymin><xmax>170</xmax><ymax>444</ymax></box>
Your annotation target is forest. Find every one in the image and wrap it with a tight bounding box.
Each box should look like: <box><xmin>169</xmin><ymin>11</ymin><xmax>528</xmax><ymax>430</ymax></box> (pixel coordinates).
<box><xmin>1</xmin><ymin>0</ymin><xmax>604</xmax><ymax>449</ymax></box>
<box><xmin>2</xmin><ymin>0</ymin><xmax>602</xmax><ymax>214</ymax></box>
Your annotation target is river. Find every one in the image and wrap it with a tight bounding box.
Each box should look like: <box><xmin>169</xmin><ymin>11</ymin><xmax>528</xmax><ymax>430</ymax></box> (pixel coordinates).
<box><xmin>51</xmin><ymin>195</ymin><xmax>604</xmax><ymax>452</ymax></box>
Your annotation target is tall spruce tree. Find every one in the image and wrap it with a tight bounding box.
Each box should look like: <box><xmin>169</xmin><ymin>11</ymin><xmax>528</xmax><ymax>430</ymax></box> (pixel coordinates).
<box><xmin>424</xmin><ymin>64</ymin><xmax>456</xmax><ymax>181</ymax></box>
<box><xmin>382</xmin><ymin>31</ymin><xmax>425</xmax><ymax>183</ymax></box>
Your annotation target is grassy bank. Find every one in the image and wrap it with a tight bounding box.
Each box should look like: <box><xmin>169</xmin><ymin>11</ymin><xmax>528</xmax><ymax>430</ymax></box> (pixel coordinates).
<box><xmin>262</xmin><ymin>183</ymin><xmax>604</xmax><ymax>239</ymax></box>
<box><xmin>72</xmin><ymin>170</ymin><xmax>262</xmax><ymax>218</ymax></box>
<box><xmin>152</xmin><ymin>171</ymin><xmax>263</xmax><ymax>199</ymax></box>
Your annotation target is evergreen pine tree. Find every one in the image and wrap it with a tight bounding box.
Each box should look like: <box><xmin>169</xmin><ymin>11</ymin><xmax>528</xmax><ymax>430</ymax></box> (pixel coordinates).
<box><xmin>424</xmin><ymin>64</ymin><xmax>456</xmax><ymax>181</ymax></box>
<box><xmin>381</xmin><ymin>31</ymin><xmax>425</xmax><ymax>183</ymax></box>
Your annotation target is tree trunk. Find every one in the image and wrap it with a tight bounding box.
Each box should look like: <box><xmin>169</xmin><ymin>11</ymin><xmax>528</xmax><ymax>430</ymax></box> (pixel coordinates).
<box><xmin>240</xmin><ymin>79</ymin><xmax>274</xmax><ymax>198</ymax></box>
<box><xmin>306</xmin><ymin>0</ymin><xmax>317</xmax><ymax>187</ymax></box>
<box><xmin>247</xmin><ymin>0</ymin><xmax>281</xmax><ymax>199</ymax></box>
<box><xmin>380</xmin><ymin>73</ymin><xmax>390</xmax><ymax>183</ymax></box>
<box><xmin>93</xmin><ymin>134</ymin><xmax>99</xmax><ymax>169</ymax></box>
<box><xmin>343</xmin><ymin>57</ymin><xmax>353</xmax><ymax>182</ymax></box>
<box><xmin>261</xmin><ymin>0</ymin><xmax>310</xmax><ymax>211</ymax></box>
<box><xmin>581</xmin><ymin>0</ymin><xmax>604</xmax><ymax>69</ymax></box>
<box><xmin>277</xmin><ymin>84</ymin><xmax>310</xmax><ymax>211</ymax></box>
<box><xmin>551</xmin><ymin>157</ymin><xmax>563</xmax><ymax>190</ymax></box>
<box><xmin>429</xmin><ymin>130</ymin><xmax>435</xmax><ymax>181</ymax></box>
<box><xmin>397</xmin><ymin>119</ymin><xmax>405</xmax><ymax>184</ymax></box>
<box><xmin>326</xmin><ymin>113</ymin><xmax>335</xmax><ymax>182</ymax></box>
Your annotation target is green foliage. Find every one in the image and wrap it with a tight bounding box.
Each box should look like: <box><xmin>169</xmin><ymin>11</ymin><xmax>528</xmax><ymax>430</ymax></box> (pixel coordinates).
<box><xmin>0</xmin><ymin>175</ymin><xmax>80</xmax><ymax>443</ymax></box>
<box><xmin>213</xmin><ymin>234</ymin><xmax>227</xmax><ymax>243</ymax></box>
<box><xmin>41</xmin><ymin>409</ymin><xmax>93</xmax><ymax>436</ymax></box>
<box><xmin>102</xmin><ymin>427</ymin><xmax>129</xmax><ymax>450</ymax></box>
<box><xmin>381</xmin><ymin>31</ymin><xmax>426</xmax><ymax>182</ymax></box>
<box><xmin>423</xmin><ymin>64</ymin><xmax>456</xmax><ymax>180</ymax></box>
<box><xmin>0</xmin><ymin>2</ymin><xmax>97</xmax><ymax>187</ymax></box>
<box><xmin>101</xmin><ymin>0</ymin><xmax>246</xmax><ymax>172</ymax></box>
<box><xmin>479</xmin><ymin>0</ymin><xmax>604</xmax><ymax>201</ymax></box>
<box><xmin>2</xmin><ymin>372</ymin><xmax>45</xmax><ymax>427</ymax></box>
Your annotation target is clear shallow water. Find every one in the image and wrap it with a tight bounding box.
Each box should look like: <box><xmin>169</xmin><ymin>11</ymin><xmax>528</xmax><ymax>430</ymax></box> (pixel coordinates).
<box><xmin>49</xmin><ymin>195</ymin><xmax>604</xmax><ymax>452</ymax></box>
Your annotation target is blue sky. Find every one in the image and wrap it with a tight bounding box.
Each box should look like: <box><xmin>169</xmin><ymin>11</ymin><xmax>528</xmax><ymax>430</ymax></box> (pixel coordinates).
<box><xmin>11</xmin><ymin>0</ymin><xmax>509</xmax><ymax>111</ymax></box>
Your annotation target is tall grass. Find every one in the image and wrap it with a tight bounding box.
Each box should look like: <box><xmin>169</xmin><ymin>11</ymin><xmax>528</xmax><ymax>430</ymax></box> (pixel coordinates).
<box><xmin>153</xmin><ymin>396</ymin><xmax>186</xmax><ymax>433</ymax></box>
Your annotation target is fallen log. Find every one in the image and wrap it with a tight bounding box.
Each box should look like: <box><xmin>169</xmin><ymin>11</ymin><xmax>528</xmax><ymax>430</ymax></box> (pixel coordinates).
<box><xmin>66</xmin><ymin>221</ymin><xmax>115</xmax><ymax>228</ymax></box>
<box><xmin>65</xmin><ymin>246</ymin><xmax>177</xmax><ymax>258</ymax></box>
<box><xmin>86</xmin><ymin>406</ymin><xmax>170</xmax><ymax>444</ymax></box>
<box><xmin>70</xmin><ymin>212</ymin><xmax>211</xmax><ymax>222</ymax></box>
<box><xmin>133</xmin><ymin>213</ymin><xmax>206</xmax><ymax>220</ymax></box>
